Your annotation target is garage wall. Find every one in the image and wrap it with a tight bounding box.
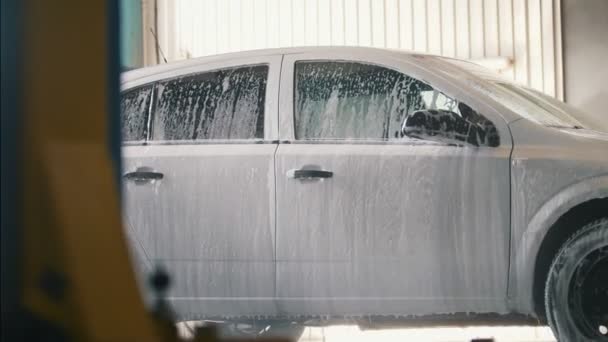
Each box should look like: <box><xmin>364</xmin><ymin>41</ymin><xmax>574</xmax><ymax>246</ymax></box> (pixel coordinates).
<box><xmin>561</xmin><ymin>0</ymin><xmax>608</xmax><ymax>131</ymax></box>
<box><xmin>143</xmin><ymin>0</ymin><xmax>562</xmax><ymax>98</ymax></box>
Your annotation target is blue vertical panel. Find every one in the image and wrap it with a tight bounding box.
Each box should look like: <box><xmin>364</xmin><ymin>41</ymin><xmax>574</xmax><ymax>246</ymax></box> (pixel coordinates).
<box><xmin>1</xmin><ymin>0</ymin><xmax>22</xmax><ymax>338</ymax></box>
<box><xmin>120</xmin><ymin>0</ymin><xmax>143</xmax><ymax>69</ymax></box>
<box><xmin>111</xmin><ymin>0</ymin><xmax>123</xmax><ymax>195</ymax></box>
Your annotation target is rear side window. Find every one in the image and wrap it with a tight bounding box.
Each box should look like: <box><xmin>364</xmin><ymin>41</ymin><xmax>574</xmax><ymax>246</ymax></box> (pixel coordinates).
<box><xmin>152</xmin><ymin>65</ymin><xmax>268</xmax><ymax>141</ymax></box>
<box><xmin>120</xmin><ymin>85</ymin><xmax>153</xmax><ymax>142</ymax></box>
<box><xmin>294</xmin><ymin>61</ymin><xmax>497</xmax><ymax>144</ymax></box>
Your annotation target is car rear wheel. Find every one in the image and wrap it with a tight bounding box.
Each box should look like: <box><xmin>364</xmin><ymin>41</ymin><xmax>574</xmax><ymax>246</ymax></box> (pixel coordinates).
<box><xmin>545</xmin><ymin>217</ymin><xmax>608</xmax><ymax>341</ymax></box>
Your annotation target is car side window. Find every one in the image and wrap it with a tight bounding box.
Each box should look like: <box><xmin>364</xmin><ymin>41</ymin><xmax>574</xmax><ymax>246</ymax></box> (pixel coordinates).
<box><xmin>120</xmin><ymin>85</ymin><xmax>153</xmax><ymax>142</ymax></box>
<box><xmin>151</xmin><ymin>65</ymin><xmax>268</xmax><ymax>141</ymax></box>
<box><xmin>294</xmin><ymin>61</ymin><xmax>499</xmax><ymax>146</ymax></box>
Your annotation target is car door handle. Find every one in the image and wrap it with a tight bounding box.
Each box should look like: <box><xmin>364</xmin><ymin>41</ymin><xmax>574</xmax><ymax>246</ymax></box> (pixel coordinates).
<box><xmin>288</xmin><ymin>169</ymin><xmax>333</xmax><ymax>180</ymax></box>
<box><xmin>123</xmin><ymin>170</ymin><xmax>164</xmax><ymax>183</ymax></box>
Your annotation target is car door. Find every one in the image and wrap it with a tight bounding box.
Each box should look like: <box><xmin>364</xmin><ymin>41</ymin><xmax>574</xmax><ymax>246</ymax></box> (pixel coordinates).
<box><xmin>120</xmin><ymin>83</ymin><xmax>156</xmax><ymax>304</ymax></box>
<box><xmin>275</xmin><ymin>51</ymin><xmax>513</xmax><ymax>317</ymax></box>
<box><xmin>121</xmin><ymin>55</ymin><xmax>281</xmax><ymax>319</ymax></box>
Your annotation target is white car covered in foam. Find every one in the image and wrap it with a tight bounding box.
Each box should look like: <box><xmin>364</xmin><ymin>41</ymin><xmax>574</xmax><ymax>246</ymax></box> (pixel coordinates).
<box><xmin>120</xmin><ymin>47</ymin><xmax>608</xmax><ymax>340</ymax></box>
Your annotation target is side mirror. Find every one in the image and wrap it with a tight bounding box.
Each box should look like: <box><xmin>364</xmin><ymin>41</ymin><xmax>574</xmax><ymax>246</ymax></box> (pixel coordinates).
<box><xmin>401</xmin><ymin>109</ymin><xmax>499</xmax><ymax>147</ymax></box>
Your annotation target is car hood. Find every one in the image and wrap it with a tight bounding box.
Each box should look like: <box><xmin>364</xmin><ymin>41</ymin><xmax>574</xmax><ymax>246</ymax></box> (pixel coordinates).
<box><xmin>554</xmin><ymin>127</ymin><xmax>608</xmax><ymax>142</ymax></box>
<box><xmin>509</xmin><ymin>118</ymin><xmax>608</xmax><ymax>159</ymax></box>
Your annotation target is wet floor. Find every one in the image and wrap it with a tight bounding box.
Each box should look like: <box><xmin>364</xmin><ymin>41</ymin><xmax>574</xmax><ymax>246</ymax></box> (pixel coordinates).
<box><xmin>297</xmin><ymin>325</ymin><xmax>556</xmax><ymax>342</ymax></box>
<box><xmin>177</xmin><ymin>322</ymin><xmax>557</xmax><ymax>341</ymax></box>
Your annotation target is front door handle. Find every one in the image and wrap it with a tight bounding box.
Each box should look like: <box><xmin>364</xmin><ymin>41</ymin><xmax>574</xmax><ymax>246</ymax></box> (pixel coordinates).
<box><xmin>288</xmin><ymin>169</ymin><xmax>333</xmax><ymax>180</ymax></box>
<box><xmin>123</xmin><ymin>167</ymin><xmax>164</xmax><ymax>184</ymax></box>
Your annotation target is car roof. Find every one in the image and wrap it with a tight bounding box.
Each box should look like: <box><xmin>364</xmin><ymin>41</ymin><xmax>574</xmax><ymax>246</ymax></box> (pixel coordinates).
<box><xmin>121</xmin><ymin>46</ymin><xmax>490</xmax><ymax>86</ymax></box>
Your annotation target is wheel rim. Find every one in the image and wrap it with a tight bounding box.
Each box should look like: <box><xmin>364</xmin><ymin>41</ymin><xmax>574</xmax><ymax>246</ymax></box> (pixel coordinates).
<box><xmin>225</xmin><ymin>320</ymin><xmax>300</xmax><ymax>337</ymax></box>
<box><xmin>569</xmin><ymin>246</ymin><xmax>608</xmax><ymax>339</ymax></box>
<box><xmin>229</xmin><ymin>321</ymin><xmax>269</xmax><ymax>336</ymax></box>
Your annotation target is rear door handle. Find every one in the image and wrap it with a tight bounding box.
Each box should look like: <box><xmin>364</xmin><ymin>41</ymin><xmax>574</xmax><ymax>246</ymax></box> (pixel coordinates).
<box><xmin>287</xmin><ymin>169</ymin><xmax>333</xmax><ymax>180</ymax></box>
<box><xmin>123</xmin><ymin>168</ymin><xmax>164</xmax><ymax>183</ymax></box>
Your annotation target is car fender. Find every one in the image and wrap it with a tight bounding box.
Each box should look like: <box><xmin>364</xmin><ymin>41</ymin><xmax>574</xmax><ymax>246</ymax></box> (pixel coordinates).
<box><xmin>508</xmin><ymin>174</ymin><xmax>608</xmax><ymax>314</ymax></box>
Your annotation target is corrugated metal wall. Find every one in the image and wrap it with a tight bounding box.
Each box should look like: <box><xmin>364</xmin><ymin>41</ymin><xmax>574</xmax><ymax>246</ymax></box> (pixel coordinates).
<box><xmin>144</xmin><ymin>0</ymin><xmax>562</xmax><ymax>98</ymax></box>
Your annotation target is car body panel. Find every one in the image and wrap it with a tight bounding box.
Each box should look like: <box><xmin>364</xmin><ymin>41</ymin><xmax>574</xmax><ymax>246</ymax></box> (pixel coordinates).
<box><xmin>274</xmin><ymin>144</ymin><xmax>511</xmax><ymax>316</ymax></box>
<box><xmin>119</xmin><ymin>47</ymin><xmax>608</xmax><ymax>322</ymax></box>
<box><xmin>274</xmin><ymin>51</ymin><xmax>512</xmax><ymax>316</ymax></box>
<box><xmin>506</xmin><ymin>118</ymin><xmax>608</xmax><ymax>314</ymax></box>
<box><xmin>122</xmin><ymin>54</ymin><xmax>282</xmax><ymax>319</ymax></box>
<box><xmin>123</xmin><ymin>144</ymin><xmax>280</xmax><ymax>319</ymax></box>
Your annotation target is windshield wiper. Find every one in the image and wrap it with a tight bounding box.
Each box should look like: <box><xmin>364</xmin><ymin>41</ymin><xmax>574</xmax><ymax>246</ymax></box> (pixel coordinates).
<box><xmin>546</xmin><ymin>125</ymin><xmax>584</xmax><ymax>129</ymax></box>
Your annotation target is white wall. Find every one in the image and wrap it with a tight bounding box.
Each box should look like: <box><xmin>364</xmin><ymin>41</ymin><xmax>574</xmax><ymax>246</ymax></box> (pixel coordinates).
<box><xmin>143</xmin><ymin>0</ymin><xmax>562</xmax><ymax>98</ymax></box>
<box><xmin>562</xmin><ymin>0</ymin><xmax>608</xmax><ymax>131</ymax></box>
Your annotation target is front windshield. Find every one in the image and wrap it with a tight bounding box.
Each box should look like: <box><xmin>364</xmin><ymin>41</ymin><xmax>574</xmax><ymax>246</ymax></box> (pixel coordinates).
<box><xmin>524</xmin><ymin>86</ymin><xmax>603</xmax><ymax>129</ymax></box>
<box><xmin>438</xmin><ymin>56</ymin><xmax>601</xmax><ymax>130</ymax></box>
<box><xmin>491</xmin><ymin>83</ymin><xmax>586</xmax><ymax>128</ymax></box>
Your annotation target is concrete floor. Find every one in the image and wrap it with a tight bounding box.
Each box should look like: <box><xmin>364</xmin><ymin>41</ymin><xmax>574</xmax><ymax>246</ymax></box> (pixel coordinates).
<box><xmin>297</xmin><ymin>325</ymin><xmax>556</xmax><ymax>342</ymax></box>
<box><xmin>176</xmin><ymin>322</ymin><xmax>557</xmax><ymax>341</ymax></box>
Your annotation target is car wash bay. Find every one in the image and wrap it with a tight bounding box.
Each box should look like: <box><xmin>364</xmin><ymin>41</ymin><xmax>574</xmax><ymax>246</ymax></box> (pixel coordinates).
<box><xmin>119</xmin><ymin>0</ymin><xmax>608</xmax><ymax>341</ymax></box>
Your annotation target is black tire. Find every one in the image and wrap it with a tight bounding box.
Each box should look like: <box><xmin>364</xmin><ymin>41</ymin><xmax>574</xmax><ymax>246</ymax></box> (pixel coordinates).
<box><xmin>545</xmin><ymin>217</ymin><xmax>608</xmax><ymax>341</ymax></box>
